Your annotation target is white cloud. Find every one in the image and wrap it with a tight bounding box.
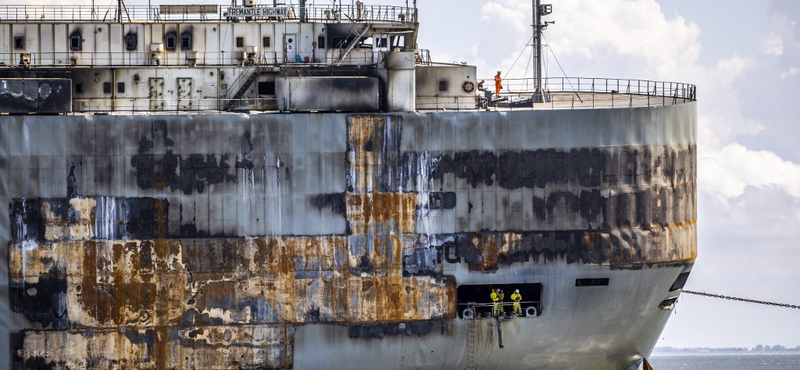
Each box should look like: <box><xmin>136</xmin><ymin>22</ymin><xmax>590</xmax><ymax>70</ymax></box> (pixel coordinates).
<box><xmin>480</xmin><ymin>2</ymin><xmax>528</xmax><ymax>35</ymax></box>
<box><xmin>544</xmin><ymin>0</ymin><xmax>701</xmax><ymax>81</ymax></box>
<box><xmin>762</xmin><ymin>32</ymin><xmax>785</xmax><ymax>56</ymax></box>
<box><xmin>781</xmin><ymin>67</ymin><xmax>799</xmax><ymax>79</ymax></box>
<box><xmin>699</xmin><ymin>143</ymin><xmax>800</xmax><ymax>200</ymax></box>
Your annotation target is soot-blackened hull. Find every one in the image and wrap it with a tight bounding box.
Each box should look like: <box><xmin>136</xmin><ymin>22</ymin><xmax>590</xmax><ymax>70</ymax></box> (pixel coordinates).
<box><xmin>1</xmin><ymin>104</ymin><xmax>696</xmax><ymax>369</ymax></box>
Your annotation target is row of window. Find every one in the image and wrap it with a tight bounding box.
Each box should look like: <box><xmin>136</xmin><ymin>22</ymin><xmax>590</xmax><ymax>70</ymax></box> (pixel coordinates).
<box><xmin>13</xmin><ymin>35</ymin><xmax>326</xmax><ymax>52</ymax></box>
<box><xmin>74</xmin><ymin>81</ymin><xmax>277</xmax><ymax>95</ymax></box>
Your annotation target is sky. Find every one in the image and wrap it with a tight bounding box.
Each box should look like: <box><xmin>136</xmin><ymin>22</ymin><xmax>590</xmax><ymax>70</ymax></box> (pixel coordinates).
<box><xmin>33</xmin><ymin>0</ymin><xmax>800</xmax><ymax>349</ymax></box>
<box><xmin>411</xmin><ymin>0</ymin><xmax>800</xmax><ymax>349</ymax></box>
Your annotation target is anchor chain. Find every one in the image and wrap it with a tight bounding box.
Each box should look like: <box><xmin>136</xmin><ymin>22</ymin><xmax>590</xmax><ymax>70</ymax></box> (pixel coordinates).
<box><xmin>681</xmin><ymin>290</ymin><xmax>800</xmax><ymax>310</ymax></box>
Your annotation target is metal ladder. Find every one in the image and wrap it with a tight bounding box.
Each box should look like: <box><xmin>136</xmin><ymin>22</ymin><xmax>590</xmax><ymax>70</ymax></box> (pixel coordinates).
<box><xmin>225</xmin><ymin>54</ymin><xmax>264</xmax><ymax>111</ymax></box>
<box><xmin>465</xmin><ymin>304</ymin><xmax>477</xmax><ymax>370</ymax></box>
<box><xmin>334</xmin><ymin>25</ymin><xmax>371</xmax><ymax>65</ymax></box>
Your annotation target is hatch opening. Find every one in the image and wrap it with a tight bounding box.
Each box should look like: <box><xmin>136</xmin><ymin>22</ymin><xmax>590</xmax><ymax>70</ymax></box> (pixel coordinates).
<box><xmin>457</xmin><ymin>283</ymin><xmax>543</xmax><ymax>319</ymax></box>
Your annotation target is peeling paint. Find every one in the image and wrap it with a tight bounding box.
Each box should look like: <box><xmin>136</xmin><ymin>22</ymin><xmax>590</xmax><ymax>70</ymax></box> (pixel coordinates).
<box><xmin>5</xmin><ymin>110</ymin><xmax>697</xmax><ymax>369</ymax></box>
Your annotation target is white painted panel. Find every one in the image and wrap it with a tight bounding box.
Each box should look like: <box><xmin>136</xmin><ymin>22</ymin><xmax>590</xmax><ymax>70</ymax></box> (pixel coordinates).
<box><xmin>219</xmin><ymin>24</ymin><xmax>233</xmax><ymax>65</ymax></box>
<box><xmin>299</xmin><ymin>23</ymin><xmax>313</xmax><ymax>63</ymax></box>
<box><xmin>0</xmin><ymin>25</ymin><xmax>10</xmax><ymax>66</ymax></box>
<box><xmin>260</xmin><ymin>24</ymin><xmax>275</xmax><ymax>64</ymax></box>
<box><xmin>110</xmin><ymin>24</ymin><xmax>123</xmax><ymax>65</ymax></box>
<box><xmin>39</xmin><ymin>24</ymin><xmax>54</xmax><ymax>65</ymax></box>
<box><xmin>203</xmin><ymin>68</ymin><xmax>220</xmax><ymax>108</ymax></box>
<box><xmin>149</xmin><ymin>24</ymin><xmax>164</xmax><ymax>66</ymax></box>
<box><xmin>95</xmin><ymin>25</ymin><xmax>111</xmax><ymax>65</ymax></box>
<box><xmin>191</xmin><ymin>25</ymin><xmax>206</xmax><ymax>65</ymax></box>
<box><xmin>24</xmin><ymin>25</ymin><xmax>39</xmax><ymax>63</ymax></box>
<box><xmin>246</xmin><ymin>23</ymin><xmax>260</xmax><ymax>50</ymax></box>
<box><xmin>53</xmin><ymin>24</ymin><xmax>68</xmax><ymax>65</ymax></box>
<box><xmin>204</xmin><ymin>24</ymin><xmax>220</xmax><ymax>65</ymax></box>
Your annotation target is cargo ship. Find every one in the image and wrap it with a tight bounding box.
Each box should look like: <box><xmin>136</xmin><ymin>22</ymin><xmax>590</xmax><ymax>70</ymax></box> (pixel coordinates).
<box><xmin>0</xmin><ymin>1</ymin><xmax>696</xmax><ymax>369</ymax></box>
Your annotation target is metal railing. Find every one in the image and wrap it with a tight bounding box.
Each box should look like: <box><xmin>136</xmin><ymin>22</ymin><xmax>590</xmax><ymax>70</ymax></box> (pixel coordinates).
<box><xmin>503</xmin><ymin>76</ymin><xmax>696</xmax><ymax>101</ymax></box>
<box><xmin>71</xmin><ymin>96</ymin><xmax>279</xmax><ymax>113</ymax></box>
<box><xmin>0</xmin><ymin>4</ymin><xmax>415</xmax><ymax>23</ymax></box>
<box><xmin>0</xmin><ymin>50</ymin><xmax>381</xmax><ymax>68</ymax></box>
<box><xmin>450</xmin><ymin>76</ymin><xmax>697</xmax><ymax>111</ymax></box>
<box><xmin>457</xmin><ymin>301</ymin><xmax>542</xmax><ymax>319</ymax></box>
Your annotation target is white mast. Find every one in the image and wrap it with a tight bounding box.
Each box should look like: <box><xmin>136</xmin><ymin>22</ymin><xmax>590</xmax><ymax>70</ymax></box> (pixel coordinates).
<box><xmin>532</xmin><ymin>0</ymin><xmax>553</xmax><ymax>103</ymax></box>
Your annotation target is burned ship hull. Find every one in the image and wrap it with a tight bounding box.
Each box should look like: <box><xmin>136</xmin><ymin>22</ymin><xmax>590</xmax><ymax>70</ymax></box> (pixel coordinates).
<box><xmin>1</xmin><ymin>103</ymin><xmax>696</xmax><ymax>369</ymax></box>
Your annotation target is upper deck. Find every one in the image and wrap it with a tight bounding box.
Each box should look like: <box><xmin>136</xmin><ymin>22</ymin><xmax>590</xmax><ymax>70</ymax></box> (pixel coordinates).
<box><xmin>0</xmin><ymin>3</ymin><xmax>416</xmax><ymax>24</ymax></box>
<box><xmin>0</xmin><ymin>2</ymin><xmax>694</xmax><ymax>115</ymax></box>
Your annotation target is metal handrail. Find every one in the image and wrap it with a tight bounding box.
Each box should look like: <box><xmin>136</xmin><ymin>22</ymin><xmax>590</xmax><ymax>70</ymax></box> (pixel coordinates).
<box><xmin>493</xmin><ymin>77</ymin><xmax>697</xmax><ymax>102</ymax></box>
<box><xmin>0</xmin><ymin>50</ymin><xmax>380</xmax><ymax>68</ymax></box>
<box><xmin>71</xmin><ymin>96</ymin><xmax>279</xmax><ymax>113</ymax></box>
<box><xmin>0</xmin><ymin>4</ymin><xmax>416</xmax><ymax>23</ymax></box>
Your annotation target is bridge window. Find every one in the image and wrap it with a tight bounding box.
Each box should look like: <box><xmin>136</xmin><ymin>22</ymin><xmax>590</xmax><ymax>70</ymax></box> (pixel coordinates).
<box><xmin>14</xmin><ymin>36</ymin><xmax>24</xmax><ymax>50</ymax></box>
<box><xmin>180</xmin><ymin>34</ymin><xmax>192</xmax><ymax>49</ymax></box>
<box><xmin>165</xmin><ymin>34</ymin><xmax>177</xmax><ymax>51</ymax></box>
<box><xmin>457</xmin><ymin>283</ymin><xmax>543</xmax><ymax>319</ymax></box>
<box><xmin>70</xmin><ymin>35</ymin><xmax>82</xmax><ymax>51</ymax></box>
<box><xmin>124</xmin><ymin>33</ymin><xmax>138</xmax><ymax>51</ymax></box>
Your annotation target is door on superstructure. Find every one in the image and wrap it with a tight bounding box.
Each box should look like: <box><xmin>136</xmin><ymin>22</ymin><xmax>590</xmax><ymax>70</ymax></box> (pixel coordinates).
<box><xmin>149</xmin><ymin>77</ymin><xmax>165</xmax><ymax>111</ymax></box>
<box><xmin>284</xmin><ymin>34</ymin><xmax>297</xmax><ymax>63</ymax></box>
<box><xmin>177</xmin><ymin>77</ymin><xmax>193</xmax><ymax>110</ymax></box>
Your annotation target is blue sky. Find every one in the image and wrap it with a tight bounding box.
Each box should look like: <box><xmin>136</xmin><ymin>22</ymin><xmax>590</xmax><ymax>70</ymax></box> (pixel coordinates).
<box><xmin>44</xmin><ymin>0</ymin><xmax>800</xmax><ymax>349</ymax></box>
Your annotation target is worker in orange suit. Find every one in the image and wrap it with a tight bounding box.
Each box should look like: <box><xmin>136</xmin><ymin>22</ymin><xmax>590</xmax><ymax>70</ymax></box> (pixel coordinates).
<box><xmin>494</xmin><ymin>71</ymin><xmax>503</xmax><ymax>97</ymax></box>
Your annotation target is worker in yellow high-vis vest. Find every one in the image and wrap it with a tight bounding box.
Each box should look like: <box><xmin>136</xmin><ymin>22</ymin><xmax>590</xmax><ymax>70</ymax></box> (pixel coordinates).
<box><xmin>490</xmin><ymin>288</ymin><xmax>500</xmax><ymax>316</ymax></box>
<box><xmin>511</xmin><ymin>289</ymin><xmax>523</xmax><ymax>316</ymax></box>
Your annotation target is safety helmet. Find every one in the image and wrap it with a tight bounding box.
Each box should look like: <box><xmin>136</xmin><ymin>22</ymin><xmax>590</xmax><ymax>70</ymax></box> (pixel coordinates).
<box><xmin>515</xmin><ymin>289</ymin><xmax>519</xmax><ymax>293</ymax></box>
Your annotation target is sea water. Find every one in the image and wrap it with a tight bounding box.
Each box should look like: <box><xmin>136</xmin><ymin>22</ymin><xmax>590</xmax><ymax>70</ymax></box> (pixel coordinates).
<box><xmin>649</xmin><ymin>352</ymin><xmax>800</xmax><ymax>370</ymax></box>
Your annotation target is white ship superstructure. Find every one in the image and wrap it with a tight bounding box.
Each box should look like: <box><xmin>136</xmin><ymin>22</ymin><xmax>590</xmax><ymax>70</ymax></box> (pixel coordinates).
<box><xmin>0</xmin><ymin>2</ymin><xmax>696</xmax><ymax>369</ymax></box>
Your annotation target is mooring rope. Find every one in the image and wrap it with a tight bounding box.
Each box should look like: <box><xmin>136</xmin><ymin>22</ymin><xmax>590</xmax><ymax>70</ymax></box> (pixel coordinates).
<box><xmin>681</xmin><ymin>290</ymin><xmax>800</xmax><ymax>310</ymax></box>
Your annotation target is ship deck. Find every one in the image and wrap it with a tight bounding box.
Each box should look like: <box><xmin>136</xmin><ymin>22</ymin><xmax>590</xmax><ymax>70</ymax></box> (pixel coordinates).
<box><xmin>57</xmin><ymin>81</ymin><xmax>695</xmax><ymax>116</ymax></box>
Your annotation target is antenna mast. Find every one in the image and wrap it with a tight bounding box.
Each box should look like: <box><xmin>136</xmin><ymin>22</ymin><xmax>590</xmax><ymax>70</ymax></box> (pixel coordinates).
<box><xmin>532</xmin><ymin>0</ymin><xmax>553</xmax><ymax>103</ymax></box>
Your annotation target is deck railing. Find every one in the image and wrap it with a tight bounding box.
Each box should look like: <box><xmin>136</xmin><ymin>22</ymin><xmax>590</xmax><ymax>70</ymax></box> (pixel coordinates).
<box><xmin>501</xmin><ymin>77</ymin><xmax>697</xmax><ymax>102</ymax></box>
<box><xmin>418</xmin><ymin>76</ymin><xmax>698</xmax><ymax>111</ymax></box>
<box><xmin>0</xmin><ymin>50</ymin><xmax>380</xmax><ymax>68</ymax></box>
<box><xmin>0</xmin><ymin>4</ymin><xmax>415</xmax><ymax>23</ymax></box>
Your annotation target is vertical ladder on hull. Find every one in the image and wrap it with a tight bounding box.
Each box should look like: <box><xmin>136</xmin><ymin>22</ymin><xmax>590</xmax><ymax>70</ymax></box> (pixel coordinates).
<box><xmin>465</xmin><ymin>304</ymin><xmax>477</xmax><ymax>370</ymax></box>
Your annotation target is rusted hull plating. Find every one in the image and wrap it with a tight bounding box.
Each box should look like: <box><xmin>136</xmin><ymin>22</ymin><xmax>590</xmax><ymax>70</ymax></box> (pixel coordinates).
<box><xmin>1</xmin><ymin>106</ymin><xmax>696</xmax><ymax>369</ymax></box>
